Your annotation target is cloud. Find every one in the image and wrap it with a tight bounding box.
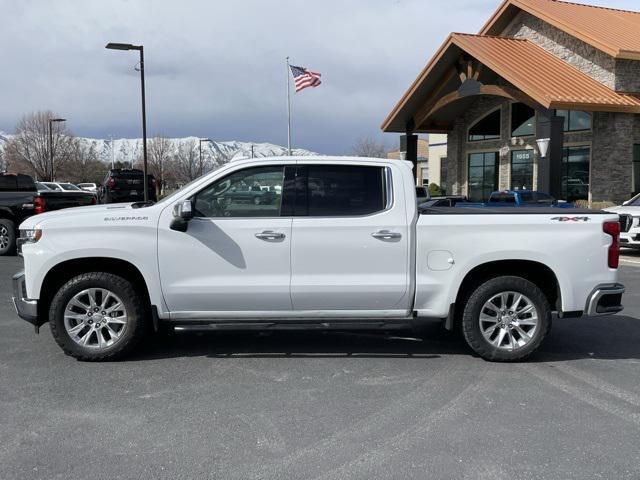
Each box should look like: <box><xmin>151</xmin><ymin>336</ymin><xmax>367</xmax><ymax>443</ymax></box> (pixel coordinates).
<box><xmin>0</xmin><ymin>0</ymin><xmax>636</xmax><ymax>154</ymax></box>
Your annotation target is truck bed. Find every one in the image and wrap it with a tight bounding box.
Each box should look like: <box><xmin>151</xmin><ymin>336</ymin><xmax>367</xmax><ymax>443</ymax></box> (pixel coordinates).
<box><xmin>419</xmin><ymin>206</ymin><xmax>605</xmax><ymax>215</ymax></box>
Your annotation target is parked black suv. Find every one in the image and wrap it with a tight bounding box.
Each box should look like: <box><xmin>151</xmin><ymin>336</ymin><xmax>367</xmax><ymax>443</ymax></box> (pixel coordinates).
<box><xmin>99</xmin><ymin>169</ymin><xmax>157</xmax><ymax>204</ymax></box>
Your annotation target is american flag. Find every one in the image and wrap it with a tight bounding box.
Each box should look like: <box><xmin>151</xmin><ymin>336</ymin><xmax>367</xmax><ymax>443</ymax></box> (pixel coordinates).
<box><xmin>289</xmin><ymin>65</ymin><xmax>322</xmax><ymax>92</ymax></box>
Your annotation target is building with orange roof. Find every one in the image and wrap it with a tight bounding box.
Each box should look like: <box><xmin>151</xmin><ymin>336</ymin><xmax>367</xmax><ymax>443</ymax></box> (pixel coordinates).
<box><xmin>383</xmin><ymin>0</ymin><xmax>640</xmax><ymax>204</ymax></box>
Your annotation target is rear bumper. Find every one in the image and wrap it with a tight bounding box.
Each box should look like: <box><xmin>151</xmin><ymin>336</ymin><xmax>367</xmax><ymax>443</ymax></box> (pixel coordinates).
<box><xmin>585</xmin><ymin>283</ymin><xmax>625</xmax><ymax>316</ymax></box>
<box><xmin>12</xmin><ymin>270</ymin><xmax>39</xmax><ymax>326</ymax></box>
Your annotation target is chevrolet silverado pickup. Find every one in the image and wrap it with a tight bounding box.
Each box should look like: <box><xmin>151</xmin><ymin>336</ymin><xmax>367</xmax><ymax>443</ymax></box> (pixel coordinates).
<box><xmin>13</xmin><ymin>157</ymin><xmax>625</xmax><ymax>362</ymax></box>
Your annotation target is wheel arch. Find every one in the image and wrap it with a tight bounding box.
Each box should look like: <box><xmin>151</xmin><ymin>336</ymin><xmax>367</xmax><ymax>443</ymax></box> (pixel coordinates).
<box><xmin>38</xmin><ymin>257</ymin><xmax>152</xmax><ymax>323</ymax></box>
<box><xmin>452</xmin><ymin>260</ymin><xmax>560</xmax><ymax>323</ymax></box>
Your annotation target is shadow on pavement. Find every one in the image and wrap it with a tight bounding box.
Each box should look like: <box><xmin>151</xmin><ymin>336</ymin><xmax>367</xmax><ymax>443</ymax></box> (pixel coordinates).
<box><xmin>126</xmin><ymin>314</ymin><xmax>640</xmax><ymax>363</ymax></box>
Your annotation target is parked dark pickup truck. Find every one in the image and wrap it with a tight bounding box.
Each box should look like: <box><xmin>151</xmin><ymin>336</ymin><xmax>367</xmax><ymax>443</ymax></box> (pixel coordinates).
<box><xmin>99</xmin><ymin>169</ymin><xmax>157</xmax><ymax>204</ymax></box>
<box><xmin>0</xmin><ymin>173</ymin><xmax>96</xmax><ymax>255</ymax></box>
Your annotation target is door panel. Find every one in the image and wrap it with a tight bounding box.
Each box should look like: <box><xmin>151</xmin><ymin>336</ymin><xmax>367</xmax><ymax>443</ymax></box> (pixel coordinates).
<box><xmin>290</xmin><ymin>164</ymin><xmax>411</xmax><ymax>312</ymax></box>
<box><xmin>157</xmin><ymin>164</ymin><xmax>292</xmax><ymax>315</ymax></box>
<box><xmin>158</xmin><ymin>217</ymin><xmax>292</xmax><ymax>313</ymax></box>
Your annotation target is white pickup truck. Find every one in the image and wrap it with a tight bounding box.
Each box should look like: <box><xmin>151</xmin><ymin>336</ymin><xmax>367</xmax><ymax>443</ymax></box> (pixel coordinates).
<box><xmin>13</xmin><ymin>156</ymin><xmax>625</xmax><ymax>362</ymax></box>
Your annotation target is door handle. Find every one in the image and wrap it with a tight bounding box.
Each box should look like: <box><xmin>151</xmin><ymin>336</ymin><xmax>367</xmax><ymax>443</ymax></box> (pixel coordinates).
<box><xmin>371</xmin><ymin>230</ymin><xmax>402</xmax><ymax>240</ymax></box>
<box><xmin>255</xmin><ymin>230</ymin><xmax>285</xmax><ymax>240</ymax></box>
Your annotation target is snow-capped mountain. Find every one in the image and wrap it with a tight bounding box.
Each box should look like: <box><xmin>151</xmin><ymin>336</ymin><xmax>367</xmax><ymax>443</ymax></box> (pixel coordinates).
<box><xmin>0</xmin><ymin>132</ymin><xmax>317</xmax><ymax>166</ymax></box>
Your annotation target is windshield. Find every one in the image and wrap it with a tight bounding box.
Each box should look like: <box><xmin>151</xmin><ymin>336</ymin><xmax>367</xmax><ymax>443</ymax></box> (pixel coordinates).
<box><xmin>627</xmin><ymin>193</ymin><xmax>640</xmax><ymax>206</ymax></box>
<box><xmin>60</xmin><ymin>183</ymin><xmax>81</xmax><ymax>190</ymax></box>
<box><xmin>36</xmin><ymin>182</ymin><xmax>50</xmax><ymax>190</ymax></box>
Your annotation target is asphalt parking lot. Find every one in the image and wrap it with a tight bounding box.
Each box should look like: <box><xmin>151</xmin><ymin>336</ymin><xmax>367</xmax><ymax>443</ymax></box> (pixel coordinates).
<box><xmin>1</xmin><ymin>255</ymin><xmax>639</xmax><ymax>480</ymax></box>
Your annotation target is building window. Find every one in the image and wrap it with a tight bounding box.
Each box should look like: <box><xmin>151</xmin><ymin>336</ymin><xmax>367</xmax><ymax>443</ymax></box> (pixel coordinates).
<box><xmin>633</xmin><ymin>144</ymin><xmax>640</xmax><ymax>195</ymax></box>
<box><xmin>561</xmin><ymin>146</ymin><xmax>590</xmax><ymax>202</ymax></box>
<box><xmin>468</xmin><ymin>109</ymin><xmax>501</xmax><ymax>142</ymax></box>
<box><xmin>555</xmin><ymin>110</ymin><xmax>591</xmax><ymax>132</ymax></box>
<box><xmin>468</xmin><ymin>152</ymin><xmax>498</xmax><ymax>202</ymax></box>
<box><xmin>511</xmin><ymin>103</ymin><xmax>535</xmax><ymax>137</ymax></box>
<box><xmin>511</xmin><ymin>149</ymin><xmax>534</xmax><ymax>190</ymax></box>
<box><xmin>440</xmin><ymin>157</ymin><xmax>448</xmax><ymax>195</ymax></box>
<box><xmin>421</xmin><ymin>166</ymin><xmax>429</xmax><ymax>186</ymax></box>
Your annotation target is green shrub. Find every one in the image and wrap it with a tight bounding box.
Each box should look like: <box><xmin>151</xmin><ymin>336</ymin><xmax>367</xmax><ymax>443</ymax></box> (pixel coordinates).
<box><xmin>428</xmin><ymin>183</ymin><xmax>443</xmax><ymax>197</ymax></box>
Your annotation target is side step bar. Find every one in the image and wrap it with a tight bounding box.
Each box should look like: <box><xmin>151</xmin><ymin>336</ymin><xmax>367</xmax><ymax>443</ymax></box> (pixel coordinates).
<box><xmin>169</xmin><ymin>319</ymin><xmax>414</xmax><ymax>332</ymax></box>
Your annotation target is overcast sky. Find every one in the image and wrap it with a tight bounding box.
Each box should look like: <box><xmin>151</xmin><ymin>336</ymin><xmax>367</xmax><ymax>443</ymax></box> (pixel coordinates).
<box><xmin>1</xmin><ymin>0</ymin><xmax>637</xmax><ymax>154</ymax></box>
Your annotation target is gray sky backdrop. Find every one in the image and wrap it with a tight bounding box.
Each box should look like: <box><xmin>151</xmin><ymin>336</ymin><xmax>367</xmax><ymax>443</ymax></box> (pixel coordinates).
<box><xmin>1</xmin><ymin>0</ymin><xmax>638</xmax><ymax>154</ymax></box>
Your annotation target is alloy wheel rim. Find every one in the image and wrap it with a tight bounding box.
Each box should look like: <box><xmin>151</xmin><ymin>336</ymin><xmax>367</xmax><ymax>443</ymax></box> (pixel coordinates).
<box><xmin>0</xmin><ymin>225</ymin><xmax>9</xmax><ymax>250</ymax></box>
<box><xmin>63</xmin><ymin>288</ymin><xmax>128</xmax><ymax>349</ymax></box>
<box><xmin>479</xmin><ymin>291</ymin><xmax>539</xmax><ymax>351</ymax></box>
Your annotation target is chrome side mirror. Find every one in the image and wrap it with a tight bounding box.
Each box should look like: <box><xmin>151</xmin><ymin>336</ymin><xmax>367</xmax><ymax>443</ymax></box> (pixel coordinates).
<box><xmin>174</xmin><ymin>199</ymin><xmax>193</xmax><ymax>220</ymax></box>
<box><xmin>170</xmin><ymin>200</ymin><xmax>194</xmax><ymax>232</ymax></box>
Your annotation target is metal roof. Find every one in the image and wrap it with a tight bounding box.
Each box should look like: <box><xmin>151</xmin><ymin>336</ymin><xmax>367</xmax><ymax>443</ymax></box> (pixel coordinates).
<box><xmin>453</xmin><ymin>33</ymin><xmax>640</xmax><ymax>109</ymax></box>
<box><xmin>481</xmin><ymin>0</ymin><xmax>640</xmax><ymax>59</ymax></box>
<box><xmin>382</xmin><ymin>33</ymin><xmax>640</xmax><ymax>133</ymax></box>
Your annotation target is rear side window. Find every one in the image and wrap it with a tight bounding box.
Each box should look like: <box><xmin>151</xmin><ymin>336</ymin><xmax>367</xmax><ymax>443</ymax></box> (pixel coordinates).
<box><xmin>298</xmin><ymin>165</ymin><xmax>387</xmax><ymax>216</ymax></box>
<box><xmin>0</xmin><ymin>175</ymin><xmax>17</xmax><ymax>192</ymax></box>
<box><xmin>16</xmin><ymin>175</ymin><xmax>36</xmax><ymax>192</ymax></box>
<box><xmin>490</xmin><ymin>192</ymin><xmax>516</xmax><ymax>203</ymax></box>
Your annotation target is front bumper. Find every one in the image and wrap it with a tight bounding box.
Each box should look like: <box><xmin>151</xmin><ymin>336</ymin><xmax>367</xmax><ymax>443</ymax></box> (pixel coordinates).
<box><xmin>585</xmin><ymin>283</ymin><xmax>625</xmax><ymax>316</ymax></box>
<box><xmin>12</xmin><ymin>270</ymin><xmax>39</xmax><ymax>327</ymax></box>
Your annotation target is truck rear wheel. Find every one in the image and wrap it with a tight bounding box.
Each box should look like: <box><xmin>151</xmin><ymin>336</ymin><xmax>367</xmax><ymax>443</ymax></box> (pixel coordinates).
<box><xmin>0</xmin><ymin>219</ymin><xmax>16</xmax><ymax>256</ymax></box>
<box><xmin>461</xmin><ymin>276</ymin><xmax>551</xmax><ymax>362</ymax></box>
<box><xmin>49</xmin><ymin>272</ymin><xmax>146</xmax><ymax>361</ymax></box>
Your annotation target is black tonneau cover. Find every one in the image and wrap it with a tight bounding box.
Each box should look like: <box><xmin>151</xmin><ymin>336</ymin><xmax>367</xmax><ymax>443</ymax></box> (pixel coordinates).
<box><xmin>419</xmin><ymin>206</ymin><xmax>608</xmax><ymax>215</ymax></box>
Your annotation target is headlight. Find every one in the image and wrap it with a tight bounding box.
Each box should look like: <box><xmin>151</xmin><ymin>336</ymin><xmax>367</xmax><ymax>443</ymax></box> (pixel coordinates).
<box><xmin>19</xmin><ymin>229</ymin><xmax>42</xmax><ymax>244</ymax></box>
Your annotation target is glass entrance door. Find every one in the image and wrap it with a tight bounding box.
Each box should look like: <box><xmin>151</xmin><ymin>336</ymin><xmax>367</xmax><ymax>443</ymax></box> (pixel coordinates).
<box><xmin>468</xmin><ymin>152</ymin><xmax>498</xmax><ymax>201</ymax></box>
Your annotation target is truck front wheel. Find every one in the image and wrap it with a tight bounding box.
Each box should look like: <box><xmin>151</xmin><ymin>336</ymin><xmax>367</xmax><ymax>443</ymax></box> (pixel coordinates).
<box><xmin>49</xmin><ymin>272</ymin><xmax>147</xmax><ymax>361</ymax></box>
<box><xmin>461</xmin><ymin>276</ymin><xmax>551</xmax><ymax>362</ymax></box>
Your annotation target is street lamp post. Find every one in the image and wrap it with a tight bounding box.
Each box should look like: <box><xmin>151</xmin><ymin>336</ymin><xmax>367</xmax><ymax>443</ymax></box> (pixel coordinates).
<box><xmin>106</xmin><ymin>42</ymin><xmax>149</xmax><ymax>202</ymax></box>
<box><xmin>199</xmin><ymin>138</ymin><xmax>212</xmax><ymax>177</ymax></box>
<box><xmin>48</xmin><ymin>118</ymin><xmax>66</xmax><ymax>181</ymax></box>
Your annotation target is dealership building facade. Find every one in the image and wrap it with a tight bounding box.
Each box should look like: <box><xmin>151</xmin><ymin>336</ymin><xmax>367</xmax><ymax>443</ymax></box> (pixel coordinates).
<box><xmin>383</xmin><ymin>0</ymin><xmax>640</xmax><ymax>204</ymax></box>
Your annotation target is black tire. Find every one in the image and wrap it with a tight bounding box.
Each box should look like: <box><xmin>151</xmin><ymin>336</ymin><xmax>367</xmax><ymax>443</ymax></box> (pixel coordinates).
<box><xmin>461</xmin><ymin>276</ymin><xmax>551</xmax><ymax>362</ymax></box>
<box><xmin>0</xmin><ymin>218</ymin><xmax>16</xmax><ymax>256</ymax></box>
<box><xmin>49</xmin><ymin>272</ymin><xmax>147</xmax><ymax>361</ymax></box>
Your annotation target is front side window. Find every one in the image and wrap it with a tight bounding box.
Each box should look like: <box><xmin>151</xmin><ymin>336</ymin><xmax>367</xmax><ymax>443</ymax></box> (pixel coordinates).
<box><xmin>511</xmin><ymin>149</ymin><xmax>534</xmax><ymax>190</ymax></box>
<box><xmin>561</xmin><ymin>146</ymin><xmax>590</xmax><ymax>202</ymax></box>
<box><xmin>468</xmin><ymin>152</ymin><xmax>498</xmax><ymax>202</ymax></box>
<box><xmin>469</xmin><ymin>109</ymin><xmax>501</xmax><ymax>142</ymax></box>
<box><xmin>511</xmin><ymin>103</ymin><xmax>535</xmax><ymax>137</ymax></box>
<box><xmin>300</xmin><ymin>165</ymin><xmax>387</xmax><ymax>216</ymax></box>
<box><xmin>193</xmin><ymin>166</ymin><xmax>284</xmax><ymax>217</ymax></box>
<box><xmin>555</xmin><ymin>110</ymin><xmax>591</xmax><ymax>132</ymax></box>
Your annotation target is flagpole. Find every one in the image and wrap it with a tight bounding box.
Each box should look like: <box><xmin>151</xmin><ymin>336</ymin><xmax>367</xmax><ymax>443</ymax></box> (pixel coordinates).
<box><xmin>286</xmin><ymin>56</ymin><xmax>292</xmax><ymax>156</ymax></box>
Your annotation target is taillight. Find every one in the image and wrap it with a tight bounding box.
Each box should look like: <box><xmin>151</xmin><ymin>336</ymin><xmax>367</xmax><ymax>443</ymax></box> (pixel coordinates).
<box><xmin>34</xmin><ymin>196</ymin><xmax>46</xmax><ymax>214</ymax></box>
<box><xmin>90</xmin><ymin>196</ymin><xmax>97</xmax><ymax>205</ymax></box>
<box><xmin>107</xmin><ymin>177</ymin><xmax>115</xmax><ymax>188</ymax></box>
<box><xmin>603</xmin><ymin>221</ymin><xmax>620</xmax><ymax>269</ymax></box>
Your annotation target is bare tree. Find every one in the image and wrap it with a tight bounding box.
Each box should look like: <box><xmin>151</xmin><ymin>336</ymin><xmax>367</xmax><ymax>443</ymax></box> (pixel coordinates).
<box><xmin>351</xmin><ymin>137</ymin><xmax>388</xmax><ymax>158</ymax></box>
<box><xmin>60</xmin><ymin>139</ymin><xmax>108</xmax><ymax>183</ymax></box>
<box><xmin>146</xmin><ymin>135</ymin><xmax>174</xmax><ymax>196</ymax></box>
<box><xmin>4</xmin><ymin>111</ymin><xmax>75</xmax><ymax>180</ymax></box>
<box><xmin>173</xmin><ymin>139</ymin><xmax>199</xmax><ymax>183</ymax></box>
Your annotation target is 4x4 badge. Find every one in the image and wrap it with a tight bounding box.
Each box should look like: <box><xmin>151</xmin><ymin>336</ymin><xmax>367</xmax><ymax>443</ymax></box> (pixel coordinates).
<box><xmin>551</xmin><ymin>216</ymin><xmax>590</xmax><ymax>222</ymax></box>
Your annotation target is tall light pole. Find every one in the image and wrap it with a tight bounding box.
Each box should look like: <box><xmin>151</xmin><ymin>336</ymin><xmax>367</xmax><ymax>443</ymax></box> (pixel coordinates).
<box><xmin>106</xmin><ymin>42</ymin><xmax>149</xmax><ymax>202</ymax></box>
<box><xmin>48</xmin><ymin>118</ymin><xmax>66</xmax><ymax>181</ymax></box>
<box><xmin>199</xmin><ymin>138</ymin><xmax>211</xmax><ymax>177</ymax></box>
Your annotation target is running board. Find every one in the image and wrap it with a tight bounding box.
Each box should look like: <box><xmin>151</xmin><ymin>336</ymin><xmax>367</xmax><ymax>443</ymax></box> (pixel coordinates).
<box><xmin>169</xmin><ymin>319</ymin><xmax>413</xmax><ymax>332</ymax></box>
